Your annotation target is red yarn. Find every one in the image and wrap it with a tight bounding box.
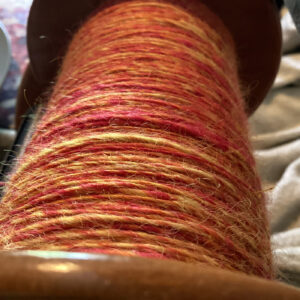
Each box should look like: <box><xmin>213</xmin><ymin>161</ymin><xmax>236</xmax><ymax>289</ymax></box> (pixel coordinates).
<box><xmin>0</xmin><ymin>0</ymin><xmax>273</xmax><ymax>279</ymax></box>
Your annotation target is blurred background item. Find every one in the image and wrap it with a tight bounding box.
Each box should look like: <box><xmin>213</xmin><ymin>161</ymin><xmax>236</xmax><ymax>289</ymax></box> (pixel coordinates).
<box><xmin>0</xmin><ymin>21</ymin><xmax>10</xmax><ymax>89</ymax></box>
<box><xmin>0</xmin><ymin>0</ymin><xmax>31</xmax><ymax>162</ymax></box>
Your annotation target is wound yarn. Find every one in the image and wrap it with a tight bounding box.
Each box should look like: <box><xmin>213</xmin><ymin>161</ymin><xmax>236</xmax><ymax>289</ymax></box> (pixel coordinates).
<box><xmin>0</xmin><ymin>0</ymin><xmax>273</xmax><ymax>278</ymax></box>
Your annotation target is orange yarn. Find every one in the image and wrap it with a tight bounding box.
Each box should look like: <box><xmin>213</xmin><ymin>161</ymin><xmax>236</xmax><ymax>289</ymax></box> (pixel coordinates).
<box><xmin>0</xmin><ymin>0</ymin><xmax>273</xmax><ymax>278</ymax></box>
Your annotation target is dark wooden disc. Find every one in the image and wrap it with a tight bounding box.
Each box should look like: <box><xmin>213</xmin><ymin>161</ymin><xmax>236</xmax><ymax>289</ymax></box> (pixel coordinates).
<box><xmin>26</xmin><ymin>0</ymin><xmax>281</xmax><ymax>115</ymax></box>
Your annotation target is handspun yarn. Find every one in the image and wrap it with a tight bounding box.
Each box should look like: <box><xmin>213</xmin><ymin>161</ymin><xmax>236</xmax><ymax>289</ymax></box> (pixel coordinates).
<box><xmin>0</xmin><ymin>0</ymin><xmax>273</xmax><ymax>278</ymax></box>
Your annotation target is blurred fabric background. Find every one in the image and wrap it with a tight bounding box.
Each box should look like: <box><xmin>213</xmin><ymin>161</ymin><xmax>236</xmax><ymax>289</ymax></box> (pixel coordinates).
<box><xmin>250</xmin><ymin>7</ymin><xmax>300</xmax><ymax>287</ymax></box>
<box><xmin>0</xmin><ymin>0</ymin><xmax>31</xmax><ymax>128</ymax></box>
<box><xmin>0</xmin><ymin>0</ymin><xmax>31</xmax><ymax>162</ymax></box>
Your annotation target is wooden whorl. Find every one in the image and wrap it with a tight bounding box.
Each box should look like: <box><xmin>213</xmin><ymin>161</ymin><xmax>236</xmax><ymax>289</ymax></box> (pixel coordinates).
<box><xmin>0</xmin><ymin>251</ymin><xmax>299</xmax><ymax>299</ymax></box>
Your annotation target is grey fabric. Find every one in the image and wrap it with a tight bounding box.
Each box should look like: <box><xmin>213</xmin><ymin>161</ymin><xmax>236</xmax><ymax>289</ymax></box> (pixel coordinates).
<box><xmin>285</xmin><ymin>0</ymin><xmax>300</xmax><ymax>32</ymax></box>
<box><xmin>0</xmin><ymin>128</ymin><xmax>15</xmax><ymax>163</ymax></box>
<box><xmin>281</xmin><ymin>10</ymin><xmax>300</xmax><ymax>52</ymax></box>
<box><xmin>250</xmin><ymin>9</ymin><xmax>300</xmax><ymax>286</ymax></box>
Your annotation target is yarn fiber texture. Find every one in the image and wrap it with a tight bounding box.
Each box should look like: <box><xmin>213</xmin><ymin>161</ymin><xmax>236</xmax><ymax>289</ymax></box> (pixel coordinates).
<box><xmin>0</xmin><ymin>0</ymin><xmax>273</xmax><ymax>278</ymax></box>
